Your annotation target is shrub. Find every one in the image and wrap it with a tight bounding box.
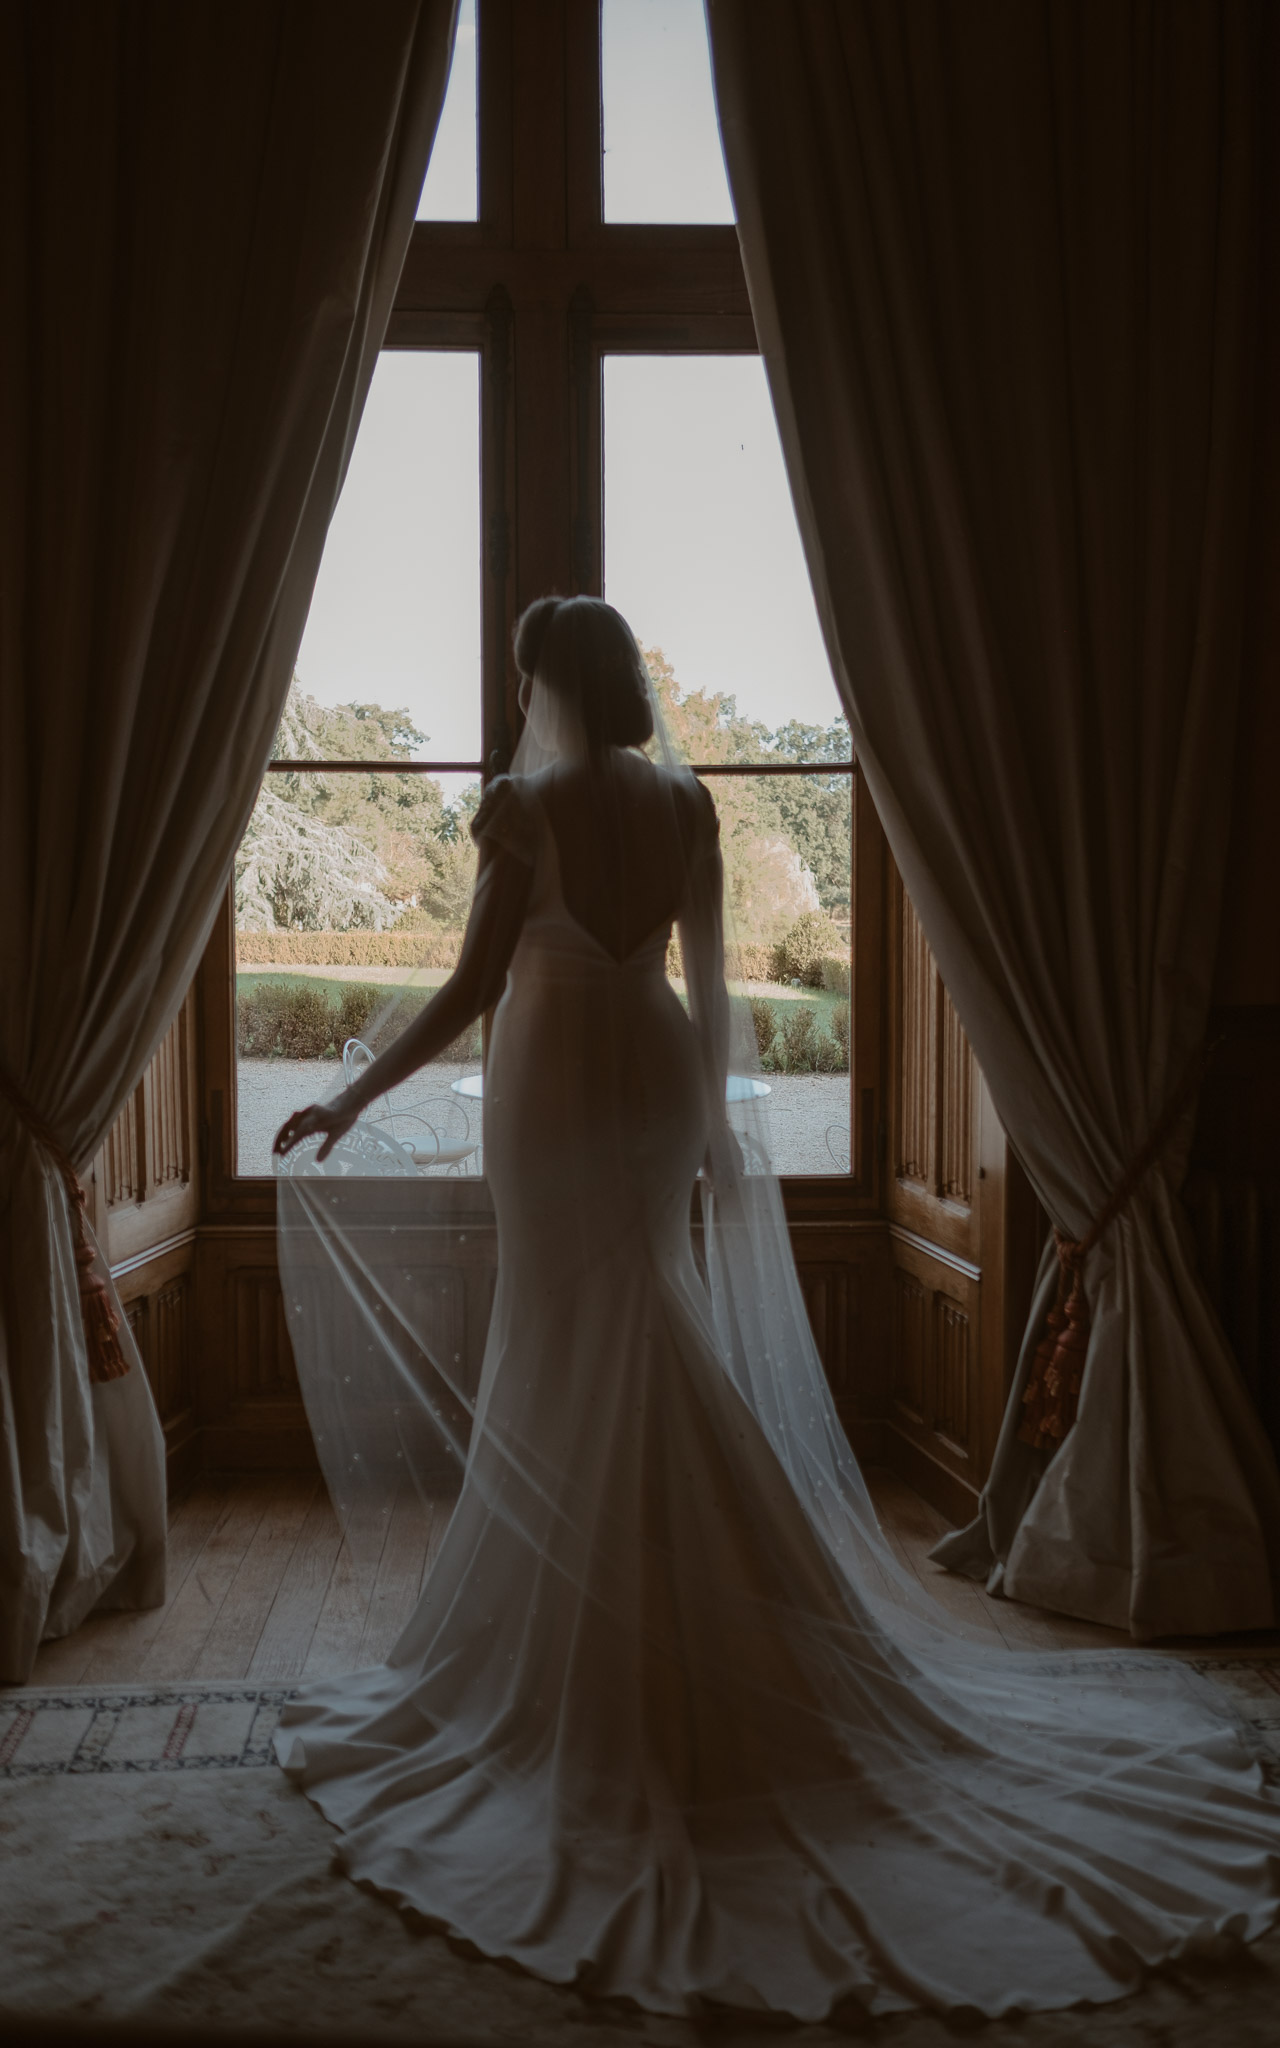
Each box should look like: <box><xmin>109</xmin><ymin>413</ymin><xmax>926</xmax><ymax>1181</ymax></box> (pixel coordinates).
<box><xmin>820</xmin><ymin>955</ymin><xmax>852</xmax><ymax>997</ymax></box>
<box><xmin>236</xmin><ymin>981</ymin><xmax>336</xmax><ymax>1059</ymax></box>
<box><xmin>773</xmin><ymin>912</ymin><xmax>847</xmax><ymax>989</ymax></box>
<box><xmin>334</xmin><ymin>982</ymin><xmax>385</xmax><ymax>1048</ymax></box>
<box><xmin>747</xmin><ymin>996</ymin><xmax>777</xmax><ymax>1065</ymax></box>
<box><xmin>726</xmin><ymin>940</ymin><xmax>777</xmax><ymax>983</ymax></box>
<box><xmin>236</xmin><ymin>929</ymin><xmax>461</xmax><ymax>969</ymax></box>
<box><xmin>778</xmin><ymin>1004</ymin><xmax>820</xmax><ymax>1072</ymax></box>
<box><xmin>235</xmin><ymin>977</ymin><xmax>483</xmax><ymax>1063</ymax></box>
<box><xmin>829</xmin><ymin>1001</ymin><xmax>851</xmax><ymax>1066</ymax></box>
<box><xmin>442</xmin><ymin>1019</ymin><xmax>483</xmax><ymax>1061</ymax></box>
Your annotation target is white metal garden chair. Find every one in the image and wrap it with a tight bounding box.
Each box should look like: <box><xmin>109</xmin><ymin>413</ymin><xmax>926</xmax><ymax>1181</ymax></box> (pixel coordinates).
<box><xmin>341</xmin><ymin>1037</ymin><xmax>481</xmax><ymax>1175</ymax></box>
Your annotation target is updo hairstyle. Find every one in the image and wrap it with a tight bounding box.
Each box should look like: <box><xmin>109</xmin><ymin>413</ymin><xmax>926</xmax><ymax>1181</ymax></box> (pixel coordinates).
<box><xmin>514</xmin><ymin>596</ymin><xmax>655</xmax><ymax>751</ymax></box>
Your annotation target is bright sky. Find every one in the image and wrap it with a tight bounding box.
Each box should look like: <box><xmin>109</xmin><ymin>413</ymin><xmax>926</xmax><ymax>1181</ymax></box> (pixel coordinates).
<box><xmin>292</xmin><ymin>0</ymin><xmax>842</xmax><ymax>768</ymax></box>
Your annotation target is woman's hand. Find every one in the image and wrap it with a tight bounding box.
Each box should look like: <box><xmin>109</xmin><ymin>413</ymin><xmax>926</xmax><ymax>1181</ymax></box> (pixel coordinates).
<box><xmin>273</xmin><ymin>1094</ymin><xmax>360</xmax><ymax>1165</ymax></box>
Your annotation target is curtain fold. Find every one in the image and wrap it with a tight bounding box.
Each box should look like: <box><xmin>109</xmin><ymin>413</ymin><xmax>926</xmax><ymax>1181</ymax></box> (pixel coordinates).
<box><xmin>0</xmin><ymin>0</ymin><xmax>456</xmax><ymax>1682</ymax></box>
<box><xmin>708</xmin><ymin>0</ymin><xmax>1280</xmax><ymax>1636</ymax></box>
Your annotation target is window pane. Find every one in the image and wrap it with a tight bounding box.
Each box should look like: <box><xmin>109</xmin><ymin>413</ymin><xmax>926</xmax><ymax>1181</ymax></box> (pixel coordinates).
<box><xmin>605</xmin><ymin>355</ymin><xmax>845</xmax><ymax>737</ymax></box>
<box><xmin>665</xmin><ymin>769</ymin><xmax>853</xmax><ymax>1177</ymax></box>
<box><xmin>417</xmin><ymin>0</ymin><xmax>478</xmax><ymax>221</ymax></box>
<box><xmin>602</xmin><ymin>0</ymin><xmax>733</xmax><ymax>223</ymax></box>
<box><xmin>292</xmin><ymin>352</ymin><xmax>481</xmax><ymax>764</ymax></box>
<box><xmin>234</xmin><ymin>770</ymin><xmax>483</xmax><ymax>1176</ymax></box>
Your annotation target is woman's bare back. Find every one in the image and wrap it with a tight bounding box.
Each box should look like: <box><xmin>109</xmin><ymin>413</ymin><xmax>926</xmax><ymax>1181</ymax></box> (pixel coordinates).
<box><xmin>537</xmin><ymin>753</ymin><xmax>708</xmax><ymax>964</ymax></box>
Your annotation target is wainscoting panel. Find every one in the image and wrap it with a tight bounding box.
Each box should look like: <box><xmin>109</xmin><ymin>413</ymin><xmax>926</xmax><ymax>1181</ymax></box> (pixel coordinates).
<box><xmin>113</xmin><ymin>1238</ymin><xmax>198</xmax><ymax>1487</ymax></box>
<box><xmin>95</xmin><ymin>991</ymin><xmax>199</xmax><ymax>1267</ymax></box>
<box><xmin>100</xmin><ymin>988</ymin><xmax>201</xmax><ymax>1486</ymax></box>
<box><xmin>882</xmin><ymin>865</ymin><xmax>1043</xmax><ymax>1524</ymax></box>
<box><xmin>897</xmin><ymin>893</ymin><xmax>934</xmax><ymax>1190</ymax></box>
<box><xmin>886</xmin><ymin>876</ymin><xmax>977</xmax><ymax>1262</ymax></box>
<box><xmin>190</xmin><ymin>1213</ymin><xmax>893</xmax><ymax>1479</ymax></box>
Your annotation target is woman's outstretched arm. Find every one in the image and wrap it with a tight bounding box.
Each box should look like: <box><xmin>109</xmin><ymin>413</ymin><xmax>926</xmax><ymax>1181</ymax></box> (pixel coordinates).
<box><xmin>273</xmin><ymin>840</ymin><xmax>533</xmax><ymax>1162</ymax></box>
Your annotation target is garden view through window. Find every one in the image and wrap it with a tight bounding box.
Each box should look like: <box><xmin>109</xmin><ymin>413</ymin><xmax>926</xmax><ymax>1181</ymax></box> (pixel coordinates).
<box><xmin>233</xmin><ymin>350</ymin><xmax>853</xmax><ymax>1179</ymax></box>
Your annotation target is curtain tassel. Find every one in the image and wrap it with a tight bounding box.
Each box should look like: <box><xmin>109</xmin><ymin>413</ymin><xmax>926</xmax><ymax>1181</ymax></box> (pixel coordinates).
<box><xmin>1018</xmin><ymin>1233</ymin><xmax>1089</xmax><ymax>1449</ymax></box>
<box><xmin>1017</xmin><ymin>1039</ymin><xmax>1217</xmax><ymax>1452</ymax></box>
<box><xmin>0</xmin><ymin>1068</ymin><xmax>130</xmax><ymax>1383</ymax></box>
<box><xmin>70</xmin><ymin>1179</ymin><xmax>130</xmax><ymax>1382</ymax></box>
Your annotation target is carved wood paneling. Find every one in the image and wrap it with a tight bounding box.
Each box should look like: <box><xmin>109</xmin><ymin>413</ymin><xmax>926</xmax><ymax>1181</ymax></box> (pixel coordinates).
<box><xmin>94</xmin><ymin>989</ymin><xmax>198</xmax><ymax>1263</ymax></box>
<box><xmin>113</xmin><ymin>1241</ymin><xmax>198</xmax><ymax>1482</ymax></box>
<box><xmin>103</xmin><ymin>1097</ymin><xmax>142</xmax><ymax>1208</ymax></box>
<box><xmin>230</xmin><ymin>1269</ymin><xmax>299</xmax><ymax>1399</ymax></box>
<box><xmin>799</xmin><ymin>1263</ymin><xmax>858</xmax><ymax>1405</ymax></box>
<box><xmin>932</xmin><ymin>1292</ymin><xmax>971</xmax><ymax>1452</ymax></box>
<box><xmin>891</xmin><ymin>1267</ymin><xmax>928</xmax><ymax>1423</ymax></box>
<box><xmin>146</xmin><ymin>1006</ymin><xmax>191</xmax><ymax>1191</ymax></box>
<box><xmin>897</xmin><ymin>894</ymin><xmax>933</xmax><ymax>1186</ymax></box>
<box><xmin>938</xmin><ymin>991</ymin><xmax>972</xmax><ymax>1206</ymax></box>
<box><xmin>151</xmin><ymin>1277</ymin><xmax>192</xmax><ymax>1427</ymax></box>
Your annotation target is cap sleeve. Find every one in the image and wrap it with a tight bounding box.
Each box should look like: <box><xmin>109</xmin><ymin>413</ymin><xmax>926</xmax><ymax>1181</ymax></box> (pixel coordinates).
<box><xmin>690</xmin><ymin>776</ymin><xmax>720</xmax><ymax>861</ymax></box>
<box><xmin>470</xmin><ymin>776</ymin><xmax>537</xmax><ymax>866</ymax></box>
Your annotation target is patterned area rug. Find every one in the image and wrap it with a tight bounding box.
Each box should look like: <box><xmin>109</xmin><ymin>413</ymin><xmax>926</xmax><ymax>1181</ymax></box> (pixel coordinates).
<box><xmin>0</xmin><ymin>1684</ymin><xmax>291</xmax><ymax>1779</ymax></box>
<box><xmin>3</xmin><ymin>1663</ymin><xmax>1280</xmax><ymax>2046</ymax></box>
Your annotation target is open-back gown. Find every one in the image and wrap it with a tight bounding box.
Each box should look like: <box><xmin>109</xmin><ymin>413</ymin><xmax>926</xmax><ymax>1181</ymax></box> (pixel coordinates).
<box><xmin>276</xmin><ymin>769</ymin><xmax>1280</xmax><ymax>2021</ymax></box>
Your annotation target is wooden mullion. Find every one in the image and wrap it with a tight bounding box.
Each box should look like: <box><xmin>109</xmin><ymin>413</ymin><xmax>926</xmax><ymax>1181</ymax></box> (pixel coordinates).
<box><xmin>568</xmin><ymin>285</ymin><xmax>602</xmax><ymax>593</ymax></box>
<box><xmin>477</xmin><ymin>0</ymin><xmax>514</xmax><ymax>243</ymax></box>
<box><xmin>394</xmin><ymin>236</ymin><xmax>751</xmax><ymax>323</ymax></box>
<box><xmin>565</xmin><ymin>0</ymin><xmax>603</xmax><ymax>242</ymax></box>
<box><xmin>383</xmin><ymin>308</ymin><xmax>488</xmax><ymax>350</ymax></box>
<box><xmin>483</xmin><ymin>282</ymin><xmax>517</xmax><ymax>773</ymax></box>
<box><xmin>511</xmin><ymin>0</ymin><xmax>568</xmax><ymax>251</ymax></box>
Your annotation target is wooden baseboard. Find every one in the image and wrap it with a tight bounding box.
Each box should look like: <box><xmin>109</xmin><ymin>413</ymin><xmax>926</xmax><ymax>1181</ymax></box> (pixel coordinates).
<box><xmin>882</xmin><ymin>1423</ymin><xmax>980</xmax><ymax>1531</ymax></box>
<box><xmin>163</xmin><ymin>1411</ymin><xmax>201</xmax><ymax>1493</ymax></box>
<box><xmin>198</xmin><ymin>1425</ymin><xmax>322</xmax><ymax>1474</ymax></box>
<box><xmin>841</xmin><ymin>1413</ymin><xmax>885</xmax><ymax>1469</ymax></box>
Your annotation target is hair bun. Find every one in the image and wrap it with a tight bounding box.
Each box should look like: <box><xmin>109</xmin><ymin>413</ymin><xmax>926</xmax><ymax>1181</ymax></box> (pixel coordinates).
<box><xmin>512</xmin><ymin>596</ymin><xmax>655</xmax><ymax>752</ymax></box>
<box><xmin>513</xmin><ymin>596</ymin><xmax>563</xmax><ymax>681</ymax></box>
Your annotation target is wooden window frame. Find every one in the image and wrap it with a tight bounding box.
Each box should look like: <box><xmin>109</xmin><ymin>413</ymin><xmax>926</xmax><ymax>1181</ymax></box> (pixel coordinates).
<box><xmin>200</xmin><ymin>0</ymin><xmax>884</xmax><ymax>1229</ymax></box>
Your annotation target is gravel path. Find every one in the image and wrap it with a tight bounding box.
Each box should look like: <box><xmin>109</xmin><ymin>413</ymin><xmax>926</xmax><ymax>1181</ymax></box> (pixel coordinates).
<box><xmin>238</xmin><ymin>1058</ymin><xmax>850</xmax><ymax>1179</ymax></box>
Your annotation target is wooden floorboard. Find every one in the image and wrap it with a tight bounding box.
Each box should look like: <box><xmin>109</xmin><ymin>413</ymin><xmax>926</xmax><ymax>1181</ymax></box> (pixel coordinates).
<box><xmin>191</xmin><ymin>1475</ymin><xmax>320</xmax><ymax>1679</ymax></box>
<box><xmin>77</xmin><ymin>1479</ymin><xmax>244</xmax><ymax>1684</ymax></box>
<box><xmin>357</xmin><ymin>1486</ymin><xmax>438</xmax><ymax>1668</ymax></box>
<box><xmin>247</xmin><ymin>1489</ymin><xmax>345</xmax><ymax>1682</ymax></box>
<box><xmin>301</xmin><ymin>1501</ymin><xmax>399</xmax><ymax>1678</ymax></box>
<box><xmin>15</xmin><ymin>1463</ymin><xmax>1158</xmax><ymax>1693</ymax></box>
<box><xmin>135</xmin><ymin>1476</ymin><xmax>279</xmax><ymax>1681</ymax></box>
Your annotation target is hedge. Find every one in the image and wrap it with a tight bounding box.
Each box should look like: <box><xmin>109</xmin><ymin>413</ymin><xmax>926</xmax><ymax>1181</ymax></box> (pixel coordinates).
<box><xmin>238</xmin><ymin>921</ymin><xmax>850</xmax><ymax>990</ymax></box>
<box><xmin>237</xmin><ymin>929</ymin><xmax>461</xmax><ymax>968</ymax></box>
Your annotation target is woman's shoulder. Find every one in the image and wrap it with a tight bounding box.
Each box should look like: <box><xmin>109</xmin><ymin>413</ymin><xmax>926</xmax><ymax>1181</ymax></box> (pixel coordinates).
<box><xmin>469</xmin><ymin>775</ymin><xmax>538</xmax><ymax>864</ymax></box>
<box><xmin>651</xmin><ymin>763</ymin><xmax>718</xmax><ymax>847</ymax></box>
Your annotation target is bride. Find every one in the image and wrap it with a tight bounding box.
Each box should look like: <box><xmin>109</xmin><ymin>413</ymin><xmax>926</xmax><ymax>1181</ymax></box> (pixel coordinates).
<box><xmin>272</xmin><ymin>595</ymin><xmax>1280</xmax><ymax>2022</ymax></box>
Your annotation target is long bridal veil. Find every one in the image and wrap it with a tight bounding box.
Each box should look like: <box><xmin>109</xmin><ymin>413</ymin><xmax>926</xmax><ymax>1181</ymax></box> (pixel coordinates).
<box><xmin>274</xmin><ymin>651</ymin><xmax>914</xmax><ymax>1620</ymax></box>
<box><xmin>272</xmin><ymin>624</ymin><xmax>1280</xmax><ymax>2020</ymax></box>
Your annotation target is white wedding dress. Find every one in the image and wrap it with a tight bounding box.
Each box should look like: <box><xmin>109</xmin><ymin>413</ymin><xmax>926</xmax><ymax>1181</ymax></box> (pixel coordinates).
<box><xmin>275</xmin><ymin>760</ymin><xmax>1280</xmax><ymax>2022</ymax></box>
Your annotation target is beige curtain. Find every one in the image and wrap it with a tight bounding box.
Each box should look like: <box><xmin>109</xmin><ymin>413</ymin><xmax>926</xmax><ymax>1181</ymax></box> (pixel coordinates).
<box><xmin>0</xmin><ymin>0</ymin><xmax>456</xmax><ymax>1682</ymax></box>
<box><xmin>708</xmin><ymin>0</ymin><xmax>1280</xmax><ymax>1636</ymax></box>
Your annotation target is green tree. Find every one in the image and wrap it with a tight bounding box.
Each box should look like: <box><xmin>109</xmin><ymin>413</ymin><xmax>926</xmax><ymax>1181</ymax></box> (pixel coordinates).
<box><xmin>263</xmin><ymin>681</ymin><xmax>480</xmax><ymax>920</ymax></box>
<box><xmin>642</xmin><ymin>648</ymin><xmax>852</xmax><ymax>934</ymax></box>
